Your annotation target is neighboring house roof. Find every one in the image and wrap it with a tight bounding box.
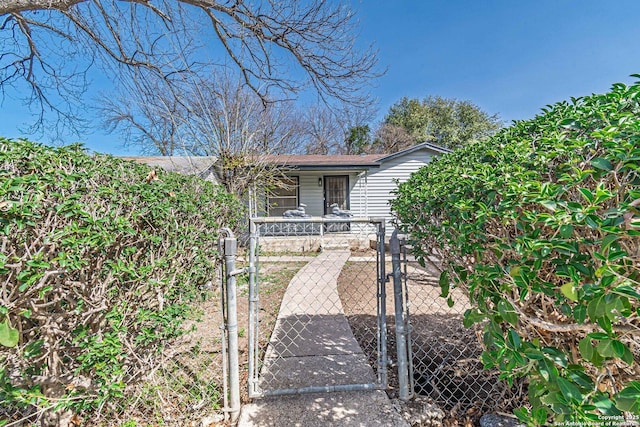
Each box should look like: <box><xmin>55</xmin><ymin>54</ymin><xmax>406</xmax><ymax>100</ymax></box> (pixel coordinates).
<box><xmin>121</xmin><ymin>156</ymin><xmax>218</xmax><ymax>180</ymax></box>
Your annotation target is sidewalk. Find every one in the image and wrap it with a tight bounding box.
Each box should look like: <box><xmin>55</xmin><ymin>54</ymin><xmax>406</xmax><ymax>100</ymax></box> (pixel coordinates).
<box><xmin>237</xmin><ymin>250</ymin><xmax>407</xmax><ymax>427</ymax></box>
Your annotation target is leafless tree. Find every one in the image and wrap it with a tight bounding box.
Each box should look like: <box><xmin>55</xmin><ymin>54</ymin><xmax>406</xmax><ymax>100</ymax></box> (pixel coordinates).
<box><xmin>101</xmin><ymin>70</ymin><xmax>188</xmax><ymax>156</ymax></box>
<box><xmin>1</xmin><ymin>0</ymin><xmax>380</xmax><ymax>134</ymax></box>
<box><xmin>370</xmin><ymin>123</ymin><xmax>414</xmax><ymax>154</ymax></box>
<box><xmin>302</xmin><ymin>102</ymin><xmax>377</xmax><ymax>154</ymax></box>
<box><xmin>101</xmin><ymin>69</ymin><xmax>302</xmax><ymax>198</ymax></box>
<box><xmin>302</xmin><ymin>105</ymin><xmax>342</xmax><ymax>155</ymax></box>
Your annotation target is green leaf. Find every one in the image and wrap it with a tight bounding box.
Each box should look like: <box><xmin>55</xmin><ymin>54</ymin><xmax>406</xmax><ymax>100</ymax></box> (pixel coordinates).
<box><xmin>533</xmin><ymin>407</ymin><xmax>548</xmax><ymax>425</ymax></box>
<box><xmin>596</xmin><ymin>339</ymin><xmax>616</xmax><ymax>357</ymax></box>
<box><xmin>439</xmin><ymin>271</ymin><xmax>450</xmax><ymax>298</ymax></box>
<box><xmin>585</xmin><ymin>214</ymin><xmax>600</xmax><ymax>228</ymax></box>
<box><xmin>592</xmin><ymin>393</ymin><xmax>620</xmax><ymax>415</ymax></box>
<box><xmin>597</xmin><ymin>315</ymin><xmax>613</xmax><ymax>335</ymax></box>
<box><xmin>542</xmin><ymin>347</ymin><xmax>568</xmax><ymax>368</ymax></box>
<box><xmin>538</xmin><ymin>358</ymin><xmax>557</xmax><ymax>382</ymax></box>
<box><xmin>463</xmin><ymin>308</ymin><xmax>486</xmax><ymax>327</ymax></box>
<box><xmin>513</xmin><ymin>407</ymin><xmax>531</xmax><ymax>424</ymax></box>
<box><xmin>578</xmin><ymin>188</ymin><xmax>594</xmax><ymax>204</ymax></box>
<box><xmin>601</xmin><ymin>234</ymin><xmax>619</xmax><ymax>252</ymax></box>
<box><xmin>557</xmin><ymin>377</ymin><xmax>582</xmax><ymax>404</ymax></box>
<box><xmin>540</xmin><ymin>200</ymin><xmax>557</xmax><ymax>211</ymax></box>
<box><xmin>558</xmin><ymin>224</ymin><xmax>573</xmax><ymax>239</ymax></box>
<box><xmin>610</xmin><ymin>340</ymin><xmax>634</xmax><ymax>365</ymax></box>
<box><xmin>578</xmin><ymin>337</ymin><xmax>594</xmax><ymax>361</ymax></box>
<box><xmin>588</xmin><ymin>332</ymin><xmax>609</xmax><ymax>340</ymax></box>
<box><xmin>0</xmin><ymin>319</ymin><xmax>19</xmax><ymax>348</ymax></box>
<box><xmin>567</xmin><ymin>367</ymin><xmax>594</xmax><ymax>389</ymax></box>
<box><xmin>497</xmin><ymin>300</ymin><xmax>519</xmax><ymax>326</ymax></box>
<box><xmin>615</xmin><ymin>381</ymin><xmax>640</xmax><ymax>413</ymax></box>
<box><xmin>587</xmin><ymin>296</ymin><xmax>607</xmax><ymax>322</ymax></box>
<box><xmin>560</xmin><ymin>282</ymin><xmax>578</xmax><ymax>302</ymax></box>
<box><xmin>591</xmin><ymin>157</ymin><xmax>613</xmax><ymax>172</ymax></box>
<box><xmin>573</xmin><ymin>305</ymin><xmax>586</xmax><ymax>323</ymax></box>
<box><xmin>612</xmin><ymin>284</ymin><xmax>640</xmax><ymax>299</ymax></box>
<box><xmin>507</xmin><ymin>329</ymin><xmax>521</xmax><ymax>350</ymax></box>
<box><xmin>23</xmin><ymin>339</ymin><xmax>44</xmax><ymax>358</ymax></box>
<box><xmin>524</xmin><ymin>347</ymin><xmax>544</xmax><ymax>360</ymax></box>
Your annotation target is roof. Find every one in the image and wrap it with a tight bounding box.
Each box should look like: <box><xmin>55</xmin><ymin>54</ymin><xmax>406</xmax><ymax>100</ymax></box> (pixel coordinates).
<box><xmin>119</xmin><ymin>142</ymin><xmax>450</xmax><ymax>173</ymax></box>
<box><xmin>375</xmin><ymin>141</ymin><xmax>451</xmax><ymax>162</ymax></box>
<box><xmin>266</xmin><ymin>142</ymin><xmax>450</xmax><ymax>170</ymax></box>
<box><xmin>120</xmin><ymin>156</ymin><xmax>217</xmax><ymax>178</ymax></box>
<box><xmin>265</xmin><ymin>154</ymin><xmax>384</xmax><ymax>170</ymax></box>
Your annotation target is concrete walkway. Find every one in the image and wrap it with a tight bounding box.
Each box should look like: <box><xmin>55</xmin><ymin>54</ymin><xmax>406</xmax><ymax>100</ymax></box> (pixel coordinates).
<box><xmin>238</xmin><ymin>250</ymin><xmax>407</xmax><ymax>427</ymax></box>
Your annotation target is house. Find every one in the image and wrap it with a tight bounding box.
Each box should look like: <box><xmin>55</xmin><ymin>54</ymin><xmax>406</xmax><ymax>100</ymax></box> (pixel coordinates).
<box><xmin>122</xmin><ymin>142</ymin><xmax>450</xmax><ymax>230</ymax></box>
<box><xmin>263</xmin><ymin>142</ymin><xmax>450</xmax><ymax>223</ymax></box>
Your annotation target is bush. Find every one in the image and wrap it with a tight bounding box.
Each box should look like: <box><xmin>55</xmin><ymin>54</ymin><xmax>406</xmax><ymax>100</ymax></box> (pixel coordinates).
<box><xmin>392</xmin><ymin>79</ymin><xmax>640</xmax><ymax>424</ymax></box>
<box><xmin>0</xmin><ymin>139</ymin><xmax>243</xmax><ymax>424</ymax></box>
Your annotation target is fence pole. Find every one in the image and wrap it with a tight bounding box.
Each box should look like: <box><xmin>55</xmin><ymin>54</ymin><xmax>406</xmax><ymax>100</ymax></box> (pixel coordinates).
<box><xmin>373</xmin><ymin>218</ymin><xmax>388</xmax><ymax>388</ymax></box>
<box><xmin>223</xmin><ymin>233</ymin><xmax>241</xmax><ymax>422</ymax></box>
<box><xmin>390</xmin><ymin>229</ymin><xmax>411</xmax><ymax>400</ymax></box>
<box><xmin>247</xmin><ymin>220</ymin><xmax>260</xmax><ymax>398</ymax></box>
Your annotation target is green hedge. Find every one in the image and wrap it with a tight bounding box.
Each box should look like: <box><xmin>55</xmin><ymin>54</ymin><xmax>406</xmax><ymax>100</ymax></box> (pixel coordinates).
<box><xmin>0</xmin><ymin>139</ymin><xmax>243</xmax><ymax>423</ymax></box>
<box><xmin>392</xmin><ymin>80</ymin><xmax>640</xmax><ymax>424</ymax></box>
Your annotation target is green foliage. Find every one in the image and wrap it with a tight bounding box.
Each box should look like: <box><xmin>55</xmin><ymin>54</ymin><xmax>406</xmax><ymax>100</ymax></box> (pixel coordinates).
<box><xmin>0</xmin><ymin>139</ymin><xmax>243</xmax><ymax>423</ymax></box>
<box><xmin>392</xmin><ymin>79</ymin><xmax>640</xmax><ymax>424</ymax></box>
<box><xmin>344</xmin><ymin>124</ymin><xmax>372</xmax><ymax>154</ymax></box>
<box><xmin>382</xmin><ymin>95</ymin><xmax>502</xmax><ymax>149</ymax></box>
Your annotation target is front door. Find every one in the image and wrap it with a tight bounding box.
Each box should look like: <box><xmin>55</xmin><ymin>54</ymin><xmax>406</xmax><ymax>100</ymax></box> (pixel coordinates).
<box><xmin>324</xmin><ymin>175</ymin><xmax>349</xmax><ymax>215</ymax></box>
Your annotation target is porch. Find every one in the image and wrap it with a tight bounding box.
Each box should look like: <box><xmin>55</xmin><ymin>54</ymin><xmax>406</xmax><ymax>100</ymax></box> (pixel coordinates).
<box><xmin>251</xmin><ymin>217</ymin><xmax>381</xmax><ymax>252</ymax></box>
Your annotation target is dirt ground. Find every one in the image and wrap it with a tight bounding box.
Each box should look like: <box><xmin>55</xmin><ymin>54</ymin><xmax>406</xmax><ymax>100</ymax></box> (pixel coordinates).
<box><xmin>336</xmin><ymin>254</ymin><xmax>527</xmax><ymax>427</ymax></box>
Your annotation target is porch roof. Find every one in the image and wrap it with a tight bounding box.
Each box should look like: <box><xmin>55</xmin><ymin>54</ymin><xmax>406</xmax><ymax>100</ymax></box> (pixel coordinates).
<box><xmin>265</xmin><ymin>154</ymin><xmax>384</xmax><ymax>170</ymax></box>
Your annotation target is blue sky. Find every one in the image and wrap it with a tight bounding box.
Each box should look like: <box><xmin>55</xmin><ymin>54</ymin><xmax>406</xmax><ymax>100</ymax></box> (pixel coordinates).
<box><xmin>2</xmin><ymin>1</ymin><xmax>640</xmax><ymax>155</ymax></box>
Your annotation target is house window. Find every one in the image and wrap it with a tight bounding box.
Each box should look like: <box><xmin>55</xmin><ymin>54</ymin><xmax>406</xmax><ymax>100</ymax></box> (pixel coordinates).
<box><xmin>267</xmin><ymin>177</ymin><xmax>299</xmax><ymax>216</ymax></box>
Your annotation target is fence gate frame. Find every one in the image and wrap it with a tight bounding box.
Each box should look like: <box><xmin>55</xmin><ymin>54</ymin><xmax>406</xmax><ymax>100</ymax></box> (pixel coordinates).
<box><xmin>246</xmin><ymin>217</ymin><xmax>389</xmax><ymax>399</ymax></box>
<box><xmin>390</xmin><ymin>229</ymin><xmax>414</xmax><ymax>401</ymax></box>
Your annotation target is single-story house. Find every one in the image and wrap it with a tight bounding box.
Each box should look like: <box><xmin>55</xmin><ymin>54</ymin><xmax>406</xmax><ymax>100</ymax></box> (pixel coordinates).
<box><xmin>262</xmin><ymin>142</ymin><xmax>449</xmax><ymax>221</ymax></box>
<box><xmin>122</xmin><ymin>142</ymin><xmax>450</xmax><ymax>229</ymax></box>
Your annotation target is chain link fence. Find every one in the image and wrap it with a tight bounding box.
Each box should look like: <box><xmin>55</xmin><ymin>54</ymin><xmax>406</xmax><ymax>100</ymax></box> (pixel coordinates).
<box><xmin>397</xmin><ymin>238</ymin><xmax>526</xmax><ymax>421</ymax></box>
<box><xmin>229</xmin><ymin>219</ymin><xmax>526</xmax><ymax>424</ymax></box>
<box><xmin>247</xmin><ymin>217</ymin><xmax>388</xmax><ymax>398</ymax></box>
<box><xmin>336</xmin><ymin>233</ymin><xmax>527</xmax><ymax>423</ymax></box>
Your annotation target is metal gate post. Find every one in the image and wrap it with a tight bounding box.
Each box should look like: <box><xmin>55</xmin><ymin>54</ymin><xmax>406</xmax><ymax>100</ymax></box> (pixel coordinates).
<box><xmin>390</xmin><ymin>229</ymin><xmax>411</xmax><ymax>400</ymax></box>
<box><xmin>373</xmin><ymin>218</ymin><xmax>388</xmax><ymax>388</ymax></box>
<box><xmin>221</xmin><ymin>230</ymin><xmax>241</xmax><ymax>422</ymax></box>
<box><xmin>247</xmin><ymin>220</ymin><xmax>261</xmax><ymax>398</ymax></box>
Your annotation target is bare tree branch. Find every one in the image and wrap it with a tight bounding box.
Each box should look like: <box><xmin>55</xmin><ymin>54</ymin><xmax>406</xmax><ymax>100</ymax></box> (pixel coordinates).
<box><xmin>1</xmin><ymin>0</ymin><xmax>381</xmax><ymax>134</ymax></box>
<box><xmin>100</xmin><ymin>69</ymin><xmax>303</xmax><ymax>197</ymax></box>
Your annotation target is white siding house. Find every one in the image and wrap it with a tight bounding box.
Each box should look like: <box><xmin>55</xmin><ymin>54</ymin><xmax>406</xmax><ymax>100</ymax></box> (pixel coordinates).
<box><xmin>349</xmin><ymin>144</ymin><xmax>444</xmax><ymax>219</ymax></box>
<box><xmin>265</xmin><ymin>142</ymin><xmax>450</xmax><ymax>230</ymax></box>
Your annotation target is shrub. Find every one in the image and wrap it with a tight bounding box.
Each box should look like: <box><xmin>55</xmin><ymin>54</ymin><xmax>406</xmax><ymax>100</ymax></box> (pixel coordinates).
<box><xmin>0</xmin><ymin>139</ymin><xmax>243</xmax><ymax>424</ymax></box>
<box><xmin>392</xmin><ymin>79</ymin><xmax>640</xmax><ymax>424</ymax></box>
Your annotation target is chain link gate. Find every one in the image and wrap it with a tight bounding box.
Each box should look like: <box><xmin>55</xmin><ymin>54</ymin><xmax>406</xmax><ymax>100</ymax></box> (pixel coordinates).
<box><xmin>246</xmin><ymin>217</ymin><xmax>389</xmax><ymax>398</ymax></box>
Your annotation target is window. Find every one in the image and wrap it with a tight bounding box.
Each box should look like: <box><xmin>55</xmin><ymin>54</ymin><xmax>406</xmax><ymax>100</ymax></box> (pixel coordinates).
<box><xmin>267</xmin><ymin>176</ymin><xmax>299</xmax><ymax>216</ymax></box>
